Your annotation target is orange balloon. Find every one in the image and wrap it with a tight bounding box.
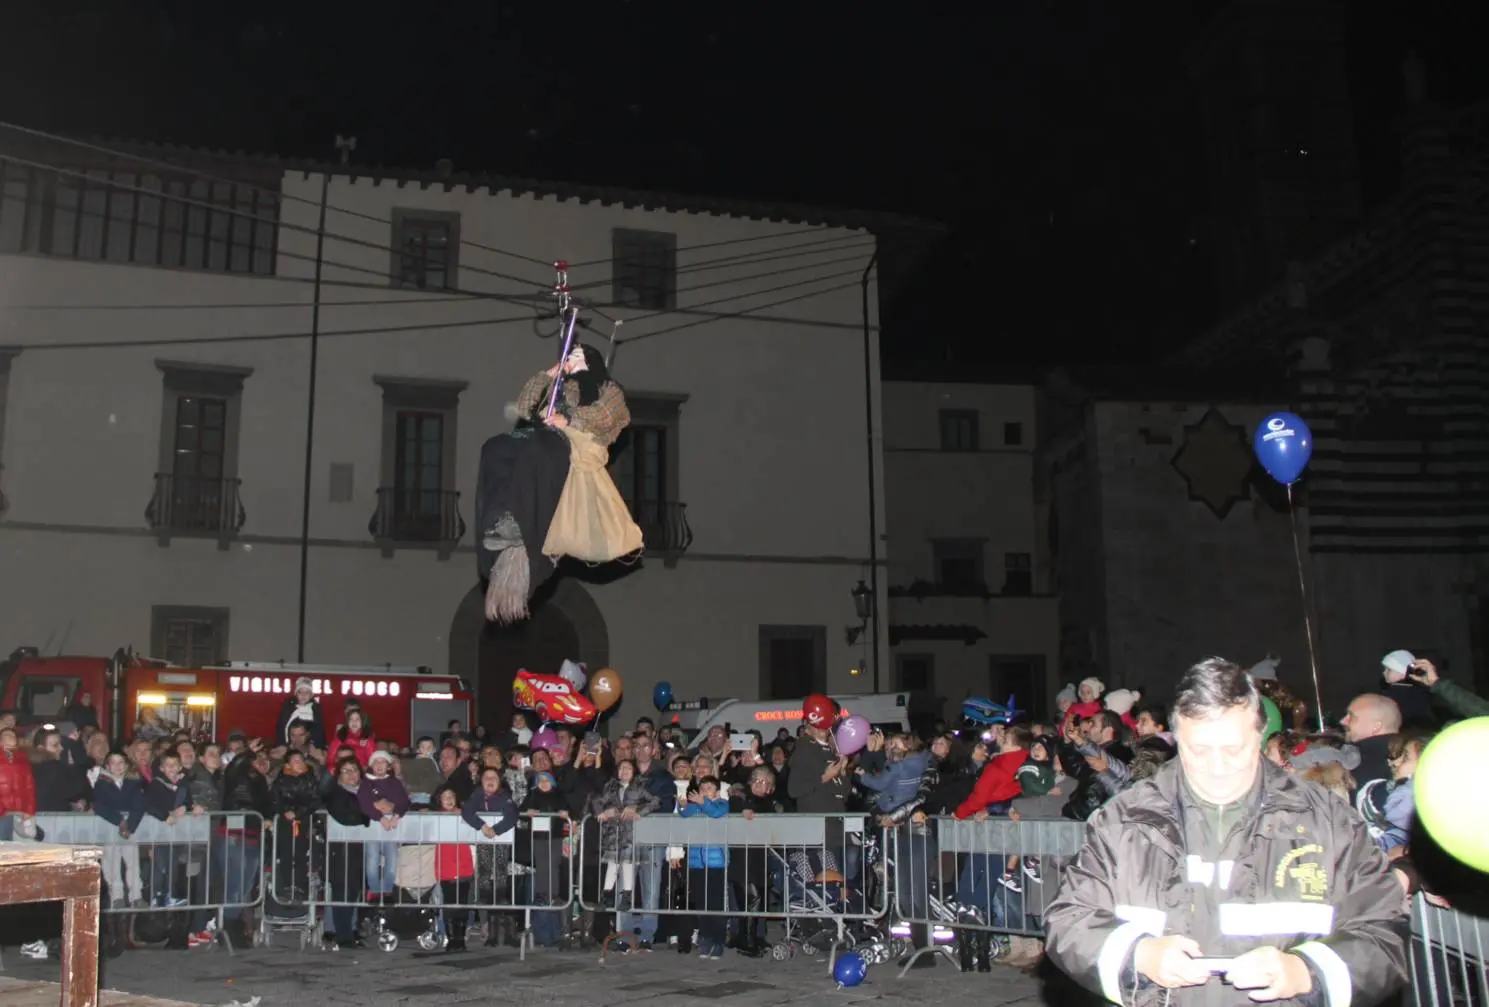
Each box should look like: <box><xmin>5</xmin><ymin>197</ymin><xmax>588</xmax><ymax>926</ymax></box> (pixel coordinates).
<box><xmin>589</xmin><ymin>668</ymin><xmax>623</xmax><ymax>712</ymax></box>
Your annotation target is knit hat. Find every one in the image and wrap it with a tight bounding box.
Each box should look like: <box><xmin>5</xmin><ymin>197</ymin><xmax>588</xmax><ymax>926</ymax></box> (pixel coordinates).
<box><xmin>1054</xmin><ymin>683</ymin><xmax>1077</xmax><ymax>709</ymax></box>
<box><xmin>368</xmin><ymin>750</ymin><xmax>394</xmax><ymax>767</ymax></box>
<box><xmin>294</xmin><ymin>677</ymin><xmax>315</xmax><ymax>696</ymax></box>
<box><xmin>1078</xmin><ymin>677</ymin><xmax>1106</xmax><ymax>700</ymax></box>
<box><xmin>1381</xmin><ymin>650</ymin><xmax>1415</xmax><ymax>684</ymax></box>
<box><xmin>1103</xmin><ymin>689</ymin><xmax>1138</xmax><ymax>717</ymax></box>
<box><xmin>535</xmin><ymin>771</ymin><xmax>556</xmax><ymax>788</ymax></box>
<box><xmin>1290</xmin><ymin>741</ymin><xmax>1361</xmax><ymax>772</ymax></box>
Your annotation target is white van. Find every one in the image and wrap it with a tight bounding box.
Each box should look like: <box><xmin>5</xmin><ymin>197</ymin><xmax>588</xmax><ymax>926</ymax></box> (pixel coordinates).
<box><xmin>662</xmin><ymin>693</ymin><xmax>911</xmax><ymax>748</ymax></box>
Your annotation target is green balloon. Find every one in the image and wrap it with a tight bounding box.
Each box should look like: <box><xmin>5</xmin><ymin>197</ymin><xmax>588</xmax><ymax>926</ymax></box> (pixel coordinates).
<box><xmin>1416</xmin><ymin>717</ymin><xmax>1489</xmax><ymax>874</ymax></box>
<box><xmin>1260</xmin><ymin>696</ymin><xmax>1283</xmax><ymax>747</ymax></box>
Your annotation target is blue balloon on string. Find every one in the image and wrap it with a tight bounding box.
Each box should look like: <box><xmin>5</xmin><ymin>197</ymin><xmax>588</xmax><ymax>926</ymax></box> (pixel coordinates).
<box><xmin>1253</xmin><ymin>412</ymin><xmax>1313</xmax><ymax>486</ymax></box>
<box><xmin>833</xmin><ymin>951</ymin><xmax>868</xmax><ymax>988</ymax></box>
<box><xmin>652</xmin><ymin>681</ymin><xmax>673</xmax><ymax>711</ymax></box>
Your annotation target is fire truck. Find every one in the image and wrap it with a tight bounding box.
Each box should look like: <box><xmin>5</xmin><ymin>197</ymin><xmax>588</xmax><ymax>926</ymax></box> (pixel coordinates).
<box><xmin>0</xmin><ymin>647</ymin><xmax>474</xmax><ymax>746</ymax></box>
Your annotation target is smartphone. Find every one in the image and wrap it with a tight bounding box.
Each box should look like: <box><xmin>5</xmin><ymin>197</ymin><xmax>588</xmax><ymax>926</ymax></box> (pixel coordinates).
<box><xmin>730</xmin><ymin>733</ymin><xmax>754</xmax><ymax>752</ymax></box>
<box><xmin>1192</xmin><ymin>959</ymin><xmax>1234</xmax><ymax>973</ymax></box>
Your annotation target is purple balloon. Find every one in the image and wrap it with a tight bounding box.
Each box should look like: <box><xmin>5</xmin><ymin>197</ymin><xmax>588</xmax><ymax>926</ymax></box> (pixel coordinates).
<box><xmin>835</xmin><ymin>715</ymin><xmax>872</xmax><ymax>755</ymax></box>
<box><xmin>531</xmin><ymin>727</ymin><xmax>560</xmax><ymax>752</ymax></box>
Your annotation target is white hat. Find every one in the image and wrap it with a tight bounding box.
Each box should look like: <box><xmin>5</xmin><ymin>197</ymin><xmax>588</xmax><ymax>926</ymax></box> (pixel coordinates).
<box><xmin>1382</xmin><ymin>650</ymin><xmax>1415</xmax><ymax>674</ymax></box>
<box><xmin>1054</xmin><ymin>684</ymin><xmax>1077</xmax><ymax>708</ymax></box>
<box><xmin>1104</xmin><ymin>689</ymin><xmax>1137</xmax><ymax>716</ymax></box>
<box><xmin>368</xmin><ymin>750</ymin><xmax>394</xmax><ymax>766</ymax></box>
<box><xmin>1078</xmin><ymin>677</ymin><xmax>1106</xmax><ymax>699</ymax></box>
<box><xmin>1381</xmin><ymin>649</ymin><xmax>1415</xmax><ymax>684</ymax></box>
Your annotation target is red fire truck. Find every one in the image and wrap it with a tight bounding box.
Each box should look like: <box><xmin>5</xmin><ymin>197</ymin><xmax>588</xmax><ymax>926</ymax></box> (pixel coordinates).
<box><xmin>0</xmin><ymin>647</ymin><xmax>474</xmax><ymax>746</ymax></box>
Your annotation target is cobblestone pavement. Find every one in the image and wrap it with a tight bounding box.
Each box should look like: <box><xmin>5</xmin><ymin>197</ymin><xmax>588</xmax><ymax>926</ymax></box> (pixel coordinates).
<box><xmin>2</xmin><ymin>938</ymin><xmax>1052</xmax><ymax>1007</ymax></box>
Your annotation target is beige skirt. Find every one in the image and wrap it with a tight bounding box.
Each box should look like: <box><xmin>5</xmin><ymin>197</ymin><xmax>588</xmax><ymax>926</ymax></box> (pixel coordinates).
<box><xmin>542</xmin><ymin>427</ymin><xmax>645</xmax><ymax>563</ymax></box>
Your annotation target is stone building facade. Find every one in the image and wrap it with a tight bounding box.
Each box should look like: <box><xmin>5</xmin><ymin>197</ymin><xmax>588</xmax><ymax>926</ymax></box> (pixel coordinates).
<box><xmin>1045</xmin><ymin>98</ymin><xmax>1489</xmax><ymax>708</ymax></box>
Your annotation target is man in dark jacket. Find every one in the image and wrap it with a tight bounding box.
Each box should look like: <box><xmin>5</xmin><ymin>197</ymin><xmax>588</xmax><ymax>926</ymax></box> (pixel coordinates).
<box><xmin>219</xmin><ymin>749</ymin><xmax>273</xmax><ymax>944</ymax></box>
<box><xmin>626</xmin><ymin>734</ymin><xmax>678</xmax><ymax>951</ymax></box>
<box><xmin>785</xmin><ymin>699</ymin><xmax>854</xmax><ymax>887</ymax></box>
<box><xmin>1056</xmin><ymin>710</ymin><xmax>1133</xmax><ymax>820</ymax></box>
<box><xmin>32</xmin><ymin>728</ymin><xmax>89</xmax><ymax>811</ymax></box>
<box><xmin>1339</xmin><ymin>692</ymin><xmax>1400</xmax><ymax>831</ymax></box>
<box><xmin>1045</xmin><ymin>658</ymin><xmax>1407</xmax><ymax>1007</ymax></box>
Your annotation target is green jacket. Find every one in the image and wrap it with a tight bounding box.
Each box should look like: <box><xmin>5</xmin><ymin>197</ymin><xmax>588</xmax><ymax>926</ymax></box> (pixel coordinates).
<box><xmin>1015</xmin><ymin>760</ymin><xmax>1056</xmax><ymax>796</ymax></box>
<box><xmin>1431</xmin><ymin>678</ymin><xmax>1489</xmax><ymax>719</ymax></box>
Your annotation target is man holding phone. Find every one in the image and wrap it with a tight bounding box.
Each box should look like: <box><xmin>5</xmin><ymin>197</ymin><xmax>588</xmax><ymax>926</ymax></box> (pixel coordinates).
<box><xmin>1045</xmin><ymin>658</ymin><xmax>1407</xmax><ymax>1006</ymax></box>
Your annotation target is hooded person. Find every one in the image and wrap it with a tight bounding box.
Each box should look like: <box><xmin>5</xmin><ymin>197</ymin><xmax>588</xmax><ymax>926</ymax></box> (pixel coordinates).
<box><xmin>1054</xmin><ymin>683</ymin><xmax>1077</xmax><ymax>719</ymax></box>
<box><xmin>1378</xmin><ymin>649</ymin><xmax>1436</xmax><ymax>726</ymax></box>
<box><xmin>1061</xmin><ymin>677</ymin><xmax>1106</xmax><ymax>733</ymax></box>
<box><xmin>477</xmin><ymin>343</ymin><xmax>643</xmax><ymax>623</ymax></box>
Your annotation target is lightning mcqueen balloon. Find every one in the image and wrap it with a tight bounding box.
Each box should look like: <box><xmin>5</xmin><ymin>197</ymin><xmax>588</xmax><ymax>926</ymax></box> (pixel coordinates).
<box><xmin>512</xmin><ymin>669</ymin><xmax>598</xmax><ymax>725</ymax></box>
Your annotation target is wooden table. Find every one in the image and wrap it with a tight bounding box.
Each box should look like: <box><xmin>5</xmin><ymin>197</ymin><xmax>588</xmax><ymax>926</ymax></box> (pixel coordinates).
<box><xmin>0</xmin><ymin>978</ymin><xmax>199</xmax><ymax>1007</ymax></box>
<box><xmin>0</xmin><ymin>841</ymin><xmax>103</xmax><ymax>1007</ymax></box>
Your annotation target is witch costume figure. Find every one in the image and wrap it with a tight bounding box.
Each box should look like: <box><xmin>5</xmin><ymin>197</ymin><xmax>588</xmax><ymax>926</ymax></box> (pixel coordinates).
<box><xmin>476</xmin><ymin>343</ymin><xmax>644</xmax><ymax>623</ymax></box>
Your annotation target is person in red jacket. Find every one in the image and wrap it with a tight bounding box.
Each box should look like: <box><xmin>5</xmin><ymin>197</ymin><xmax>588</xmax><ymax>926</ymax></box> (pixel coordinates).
<box><xmin>0</xmin><ymin>725</ymin><xmax>37</xmax><ymax>838</ymax></box>
<box><xmin>0</xmin><ymin>725</ymin><xmax>49</xmax><ymax>961</ymax></box>
<box><xmin>334</xmin><ymin>707</ymin><xmax>379</xmax><ymax>767</ymax></box>
<box><xmin>955</xmin><ymin>723</ymin><xmax>1032</xmax><ymax>820</ymax></box>
<box><xmin>951</xmin><ymin>722</ymin><xmax>1036</xmax><ymax>971</ymax></box>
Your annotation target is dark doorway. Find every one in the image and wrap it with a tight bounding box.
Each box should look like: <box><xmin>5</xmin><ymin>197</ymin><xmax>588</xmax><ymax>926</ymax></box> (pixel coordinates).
<box><xmin>477</xmin><ymin>598</ymin><xmax>579</xmax><ymax>732</ymax></box>
<box><xmin>988</xmin><ymin>655</ymin><xmax>1049</xmax><ymax>722</ymax></box>
<box><xmin>758</xmin><ymin>625</ymin><xmax>827</xmax><ymax>700</ymax></box>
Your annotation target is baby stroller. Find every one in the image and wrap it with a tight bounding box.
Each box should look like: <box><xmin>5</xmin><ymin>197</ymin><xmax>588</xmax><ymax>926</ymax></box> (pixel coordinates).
<box><xmin>261</xmin><ymin>822</ymin><xmax>319</xmax><ymax>951</ymax></box>
<box><xmin>365</xmin><ymin>844</ymin><xmax>444</xmax><ymax>952</ymax></box>
<box><xmin>768</xmin><ymin>846</ymin><xmax>851</xmax><ymax>960</ymax></box>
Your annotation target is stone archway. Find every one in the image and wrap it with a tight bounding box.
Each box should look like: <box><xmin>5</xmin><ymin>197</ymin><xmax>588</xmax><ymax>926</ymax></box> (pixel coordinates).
<box><xmin>448</xmin><ymin>577</ymin><xmax>610</xmax><ymax>731</ymax></box>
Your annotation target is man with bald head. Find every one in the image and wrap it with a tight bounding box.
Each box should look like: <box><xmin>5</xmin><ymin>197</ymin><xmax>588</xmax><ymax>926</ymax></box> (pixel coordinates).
<box><xmin>1340</xmin><ymin>693</ymin><xmax>1401</xmax><ymax>837</ymax></box>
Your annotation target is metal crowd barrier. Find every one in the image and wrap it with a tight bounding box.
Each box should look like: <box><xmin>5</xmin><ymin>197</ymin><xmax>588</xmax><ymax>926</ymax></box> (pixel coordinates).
<box><xmin>574</xmin><ymin>811</ymin><xmax>890</xmax><ymax>966</ymax></box>
<box><xmin>888</xmin><ymin>815</ymin><xmax>1086</xmax><ymax>975</ymax></box>
<box><xmin>12</xmin><ymin>810</ymin><xmax>266</xmax><ymax>953</ymax></box>
<box><xmin>1409</xmin><ymin>895</ymin><xmax>1488</xmax><ymax>1007</ymax></box>
<box><xmin>18</xmin><ymin>804</ymin><xmax>1487</xmax><ymax>1001</ymax></box>
<box><xmin>260</xmin><ymin>811</ymin><xmax>575</xmax><ymax>958</ymax></box>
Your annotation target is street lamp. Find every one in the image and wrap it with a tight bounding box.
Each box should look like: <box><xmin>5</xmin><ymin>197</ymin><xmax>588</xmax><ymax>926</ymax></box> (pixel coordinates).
<box><xmin>846</xmin><ymin>580</ymin><xmax>873</xmax><ymax>645</ymax></box>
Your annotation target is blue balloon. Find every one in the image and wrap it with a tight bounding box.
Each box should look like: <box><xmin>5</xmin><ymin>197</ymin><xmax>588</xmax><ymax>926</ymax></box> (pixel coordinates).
<box><xmin>652</xmin><ymin>681</ymin><xmax>673</xmax><ymax>712</ymax></box>
<box><xmin>1253</xmin><ymin>412</ymin><xmax>1314</xmax><ymax>486</ymax></box>
<box><xmin>833</xmin><ymin>951</ymin><xmax>868</xmax><ymax>987</ymax></box>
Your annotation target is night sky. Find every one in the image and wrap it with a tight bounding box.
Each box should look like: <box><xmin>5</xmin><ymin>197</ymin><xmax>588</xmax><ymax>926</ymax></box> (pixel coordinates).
<box><xmin>3</xmin><ymin>2</ymin><xmax>1488</xmax><ymax>379</ymax></box>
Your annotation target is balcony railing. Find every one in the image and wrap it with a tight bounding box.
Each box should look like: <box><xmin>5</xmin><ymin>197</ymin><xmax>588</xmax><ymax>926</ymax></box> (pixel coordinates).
<box><xmin>633</xmin><ymin>500</ymin><xmax>693</xmax><ymax>556</ymax></box>
<box><xmin>369</xmin><ymin>487</ymin><xmax>466</xmax><ymax>547</ymax></box>
<box><xmin>145</xmin><ymin>474</ymin><xmax>246</xmax><ymax>536</ymax></box>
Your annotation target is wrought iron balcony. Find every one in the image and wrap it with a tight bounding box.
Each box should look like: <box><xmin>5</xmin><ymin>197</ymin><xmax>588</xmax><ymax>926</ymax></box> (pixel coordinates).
<box><xmin>145</xmin><ymin>474</ymin><xmax>246</xmax><ymax>537</ymax></box>
<box><xmin>369</xmin><ymin>487</ymin><xmax>466</xmax><ymax>549</ymax></box>
<box><xmin>633</xmin><ymin>500</ymin><xmax>693</xmax><ymax>557</ymax></box>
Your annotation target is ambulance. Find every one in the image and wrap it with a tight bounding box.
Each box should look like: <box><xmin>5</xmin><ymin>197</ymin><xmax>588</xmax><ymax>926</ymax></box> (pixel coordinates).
<box><xmin>662</xmin><ymin>692</ymin><xmax>911</xmax><ymax>746</ymax></box>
